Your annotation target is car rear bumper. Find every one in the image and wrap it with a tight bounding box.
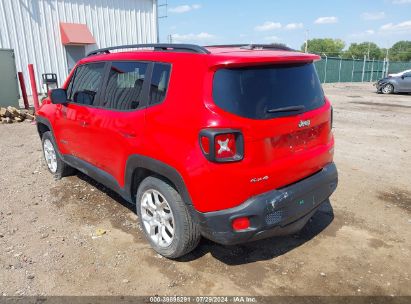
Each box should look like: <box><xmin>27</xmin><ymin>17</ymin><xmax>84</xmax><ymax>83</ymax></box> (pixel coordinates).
<box><xmin>193</xmin><ymin>162</ymin><xmax>338</xmax><ymax>245</ymax></box>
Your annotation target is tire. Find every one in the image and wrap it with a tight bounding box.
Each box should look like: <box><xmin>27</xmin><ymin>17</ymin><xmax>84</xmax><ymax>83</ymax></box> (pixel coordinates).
<box><xmin>381</xmin><ymin>83</ymin><xmax>394</xmax><ymax>94</ymax></box>
<box><xmin>136</xmin><ymin>176</ymin><xmax>200</xmax><ymax>258</ymax></box>
<box><xmin>41</xmin><ymin>131</ymin><xmax>74</xmax><ymax>179</ymax></box>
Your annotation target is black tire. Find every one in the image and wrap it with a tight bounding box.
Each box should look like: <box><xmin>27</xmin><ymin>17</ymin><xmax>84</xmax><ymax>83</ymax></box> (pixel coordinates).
<box><xmin>41</xmin><ymin>131</ymin><xmax>74</xmax><ymax>179</ymax></box>
<box><xmin>382</xmin><ymin>83</ymin><xmax>394</xmax><ymax>94</ymax></box>
<box><xmin>136</xmin><ymin>176</ymin><xmax>200</xmax><ymax>258</ymax></box>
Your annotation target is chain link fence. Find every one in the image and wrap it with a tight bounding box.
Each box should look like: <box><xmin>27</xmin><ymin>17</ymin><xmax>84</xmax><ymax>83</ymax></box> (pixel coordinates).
<box><xmin>314</xmin><ymin>56</ymin><xmax>411</xmax><ymax>83</ymax></box>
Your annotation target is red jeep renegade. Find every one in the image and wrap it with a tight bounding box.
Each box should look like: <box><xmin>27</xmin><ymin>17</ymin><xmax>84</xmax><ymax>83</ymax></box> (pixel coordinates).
<box><xmin>36</xmin><ymin>44</ymin><xmax>338</xmax><ymax>258</ymax></box>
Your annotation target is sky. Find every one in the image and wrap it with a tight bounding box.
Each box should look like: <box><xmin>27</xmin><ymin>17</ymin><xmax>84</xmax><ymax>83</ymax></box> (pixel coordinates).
<box><xmin>158</xmin><ymin>0</ymin><xmax>411</xmax><ymax>50</ymax></box>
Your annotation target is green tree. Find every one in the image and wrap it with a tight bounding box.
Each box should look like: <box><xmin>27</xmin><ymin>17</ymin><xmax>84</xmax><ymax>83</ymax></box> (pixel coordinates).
<box><xmin>343</xmin><ymin>42</ymin><xmax>384</xmax><ymax>60</ymax></box>
<box><xmin>389</xmin><ymin>41</ymin><xmax>411</xmax><ymax>62</ymax></box>
<box><xmin>301</xmin><ymin>38</ymin><xmax>345</xmax><ymax>57</ymax></box>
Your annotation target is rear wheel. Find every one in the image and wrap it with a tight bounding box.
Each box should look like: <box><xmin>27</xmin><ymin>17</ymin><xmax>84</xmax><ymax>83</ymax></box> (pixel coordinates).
<box><xmin>136</xmin><ymin>176</ymin><xmax>200</xmax><ymax>258</ymax></box>
<box><xmin>382</xmin><ymin>83</ymin><xmax>394</xmax><ymax>94</ymax></box>
<box><xmin>41</xmin><ymin>131</ymin><xmax>74</xmax><ymax>179</ymax></box>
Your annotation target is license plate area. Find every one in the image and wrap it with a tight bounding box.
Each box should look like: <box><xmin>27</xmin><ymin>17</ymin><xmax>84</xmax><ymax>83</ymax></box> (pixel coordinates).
<box><xmin>287</xmin><ymin>125</ymin><xmax>322</xmax><ymax>152</ymax></box>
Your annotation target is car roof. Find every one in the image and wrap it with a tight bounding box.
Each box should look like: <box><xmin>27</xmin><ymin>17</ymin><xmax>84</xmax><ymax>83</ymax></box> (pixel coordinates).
<box><xmin>79</xmin><ymin>44</ymin><xmax>320</xmax><ymax>67</ymax></box>
<box><xmin>389</xmin><ymin>69</ymin><xmax>411</xmax><ymax>75</ymax></box>
<box><xmin>204</xmin><ymin>46</ymin><xmax>320</xmax><ymax>67</ymax></box>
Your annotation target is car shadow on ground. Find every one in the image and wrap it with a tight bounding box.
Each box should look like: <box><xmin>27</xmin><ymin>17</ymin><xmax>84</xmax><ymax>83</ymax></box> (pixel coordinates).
<box><xmin>74</xmin><ymin>171</ymin><xmax>334</xmax><ymax>265</ymax></box>
<box><xmin>178</xmin><ymin>201</ymin><xmax>335</xmax><ymax>265</ymax></box>
<box><xmin>74</xmin><ymin>172</ymin><xmax>136</xmax><ymax>212</ymax></box>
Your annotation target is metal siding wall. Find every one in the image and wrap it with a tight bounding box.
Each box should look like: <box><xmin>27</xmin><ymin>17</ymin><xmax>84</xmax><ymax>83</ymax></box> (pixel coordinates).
<box><xmin>0</xmin><ymin>0</ymin><xmax>157</xmax><ymax>95</ymax></box>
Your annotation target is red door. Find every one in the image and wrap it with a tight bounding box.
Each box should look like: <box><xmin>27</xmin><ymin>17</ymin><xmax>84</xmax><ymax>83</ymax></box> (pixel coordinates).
<box><xmin>80</xmin><ymin>61</ymin><xmax>150</xmax><ymax>186</ymax></box>
<box><xmin>54</xmin><ymin>62</ymin><xmax>106</xmax><ymax>160</ymax></box>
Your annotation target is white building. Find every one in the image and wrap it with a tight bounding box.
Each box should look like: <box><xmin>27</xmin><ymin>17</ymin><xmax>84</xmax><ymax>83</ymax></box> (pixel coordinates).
<box><xmin>0</xmin><ymin>0</ymin><xmax>158</xmax><ymax>96</ymax></box>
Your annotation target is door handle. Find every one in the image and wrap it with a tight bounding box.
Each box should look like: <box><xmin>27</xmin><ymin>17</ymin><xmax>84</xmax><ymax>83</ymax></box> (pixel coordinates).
<box><xmin>80</xmin><ymin>121</ymin><xmax>89</xmax><ymax>127</ymax></box>
<box><xmin>119</xmin><ymin>131</ymin><xmax>136</xmax><ymax>138</ymax></box>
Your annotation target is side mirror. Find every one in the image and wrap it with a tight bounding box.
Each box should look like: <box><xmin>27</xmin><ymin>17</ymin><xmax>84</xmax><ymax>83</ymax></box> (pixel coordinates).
<box><xmin>401</xmin><ymin>75</ymin><xmax>405</xmax><ymax>79</ymax></box>
<box><xmin>50</xmin><ymin>89</ymin><xmax>68</xmax><ymax>104</ymax></box>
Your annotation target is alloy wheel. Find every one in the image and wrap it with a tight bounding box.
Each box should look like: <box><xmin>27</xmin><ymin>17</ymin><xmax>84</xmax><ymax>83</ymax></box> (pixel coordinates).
<box><xmin>43</xmin><ymin>139</ymin><xmax>57</xmax><ymax>173</ymax></box>
<box><xmin>140</xmin><ymin>189</ymin><xmax>175</xmax><ymax>247</ymax></box>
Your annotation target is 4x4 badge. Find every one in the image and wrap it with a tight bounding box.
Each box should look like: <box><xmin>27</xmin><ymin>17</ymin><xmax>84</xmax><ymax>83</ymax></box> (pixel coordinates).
<box><xmin>298</xmin><ymin>119</ymin><xmax>311</xmax><ymax>128</ymax></box>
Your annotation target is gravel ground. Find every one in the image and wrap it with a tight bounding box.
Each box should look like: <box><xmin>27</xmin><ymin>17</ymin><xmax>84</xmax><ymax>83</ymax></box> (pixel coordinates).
<box><xmin>0</xmin><ymin>83</ymin><xmax>410</xmax><ymax>296</ymax></box>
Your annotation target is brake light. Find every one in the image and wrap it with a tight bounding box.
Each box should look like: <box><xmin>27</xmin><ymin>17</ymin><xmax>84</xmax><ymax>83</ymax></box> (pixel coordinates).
<box><xmin>232</xmin><ymin>217</ymin><xmax>250</xmax><ymax>231</ymax></box>
<box><xmin>200</xmin><ymin>136</ymin><xmax>210</xmax><ymax>154</ymax></box>
<box><xmin>215</xmin><ymin>133</ymin><xmax>236</xmax><ymax>158</ymax></box>
<box><xmin>199</xmin><ymin>129</ymin><xmax>244</xmax><ymax>162</ymax></box>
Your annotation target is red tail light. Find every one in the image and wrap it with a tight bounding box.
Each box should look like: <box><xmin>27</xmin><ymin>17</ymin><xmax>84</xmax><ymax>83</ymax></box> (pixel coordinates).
<box><xmin>199</xmin><ymin>129</ymin><xmax>244</xmax><ymax>162</ymax></box>
<box><xmin>232</xmin><ymin>217</ymin><xmax>250</xmax><ymax>231</ymax></box>
<box><xmin>200</xmin><ymin>136</ymin><xmax>210</xmax><ymax>154</ymax></box>
<box><xmin>215</xmin><ymin>133</ymin><xmax>236</xmax><ymax>159</ymax></box>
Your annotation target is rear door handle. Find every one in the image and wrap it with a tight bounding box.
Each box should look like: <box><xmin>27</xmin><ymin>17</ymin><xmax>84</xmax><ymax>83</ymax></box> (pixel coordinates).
<box><xmin>119</xmin><ymin>131</ymin><xmax>136</xmax><ymax>138</ymax></box>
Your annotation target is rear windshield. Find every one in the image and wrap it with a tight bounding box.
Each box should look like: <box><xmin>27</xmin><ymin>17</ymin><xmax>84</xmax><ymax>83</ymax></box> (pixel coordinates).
<box><xmin>212</xmin><ymin>63</ymin><xmax>325</xmax><ymax>119</ymax></box>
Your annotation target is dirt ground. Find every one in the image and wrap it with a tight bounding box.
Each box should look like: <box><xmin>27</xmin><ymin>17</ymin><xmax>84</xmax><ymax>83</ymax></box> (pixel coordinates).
<box><xmin>0</xmin><ymin>83</ymin><xmax>410</xmax><ymax>296</ymax></box>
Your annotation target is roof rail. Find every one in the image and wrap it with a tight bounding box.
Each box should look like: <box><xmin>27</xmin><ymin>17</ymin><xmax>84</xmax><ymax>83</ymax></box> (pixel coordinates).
<box><xmin>205</xmin><ymin>44</ymin><xmax>294</xmax><ymax>51</ymax></box>
<box><xmin>87</xmin><ymin>43</ymin><xmax>210</xmax><ymax>57</ymax></box>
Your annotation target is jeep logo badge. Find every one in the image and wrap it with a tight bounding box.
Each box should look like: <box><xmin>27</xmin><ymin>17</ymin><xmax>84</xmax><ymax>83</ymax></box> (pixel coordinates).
<box><xmin>298</xmin><ymin>120</ymin><xmax>311</xmax><ymax>128</ymax></box>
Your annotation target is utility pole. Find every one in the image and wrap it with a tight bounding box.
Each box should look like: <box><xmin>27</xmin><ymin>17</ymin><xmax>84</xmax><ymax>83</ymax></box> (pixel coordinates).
<box><xmin>367</xmin><ymin>42</ymin><xmax>371</xmax><ymax>60</ymax></box>
<box><xmin>362</xmin><ymin>55</ymin><xmax>366</xmax><ymax>82</ymax></box>
<box><xmin>304</xmin><ymin>29</ymin><xmax>309</xmax><ymax>53</ymax></box>
<box><xmin>157</xmin><ymin>0</ymin><xmax>168</xmax><ymax>43</ymax></box>
<box><xmin>385</xmin><ymin>48</ymin><xmax>390</xmax><ymax>77</ymax></box>
<box><xmin>323</xmin><ymin>53</ymin><xmax>328</xmax><ymax>84</ymax></box>
<box><xmin>167</xmin><ymin>34</ymin><xmax>173</xmax><ymax>44</ymax></box>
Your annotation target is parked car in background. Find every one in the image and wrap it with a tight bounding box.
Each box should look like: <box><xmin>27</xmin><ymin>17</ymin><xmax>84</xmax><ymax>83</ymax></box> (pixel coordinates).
<box><xmin>36</xmin><ymin>43</ymin><xmax>338</xmax><ymax>258</ymax></box>
<box><xmin>375</xmin><ymin>69</ymin><xmax>411</xmax><ymax>94</ymax></box>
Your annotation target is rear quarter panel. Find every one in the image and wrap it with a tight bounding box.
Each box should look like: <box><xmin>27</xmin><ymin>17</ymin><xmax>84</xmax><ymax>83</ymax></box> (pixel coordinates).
<box><xmin>145</xmin><ymin>58</ymin><xmax>334</xmax><ymax>213</ymax></box>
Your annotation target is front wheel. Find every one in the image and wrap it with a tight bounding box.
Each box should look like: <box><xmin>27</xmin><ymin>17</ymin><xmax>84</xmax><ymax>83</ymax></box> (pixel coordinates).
<box><xmin>41</xmin><ymin>131</ymin><xmax>74</xmax><ymax>179</ymax></box>
<box><xmin>381</xmin><ymin>83</ymin><xmax>394</xmax><ymax>94</ymax></box>
<box><xmin>136</xmin><ymin>176</ymin><xmax>200</xmax><ymax>258</ymax></box>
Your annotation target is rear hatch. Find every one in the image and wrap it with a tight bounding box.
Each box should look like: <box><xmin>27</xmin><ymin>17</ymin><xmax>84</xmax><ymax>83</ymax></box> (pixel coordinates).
<box><xmin>212</xmin><ymin>62</ymin><xmax>333</xmax><ymax>193</ymax></box>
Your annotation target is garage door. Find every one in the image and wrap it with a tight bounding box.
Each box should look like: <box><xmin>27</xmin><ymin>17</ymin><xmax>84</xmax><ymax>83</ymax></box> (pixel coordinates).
<box><xmin>0</xmin><ymin>49</ymin><xmax>19</xmax><ymax>107</ymax></box>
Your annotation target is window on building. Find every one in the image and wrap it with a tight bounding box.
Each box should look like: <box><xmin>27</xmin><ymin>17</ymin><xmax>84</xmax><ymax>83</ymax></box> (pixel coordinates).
<box><xmin>102</xmin><ymin>61</ymin><xmax>148</xmax><ymax>110</ymax></box>
<box><xmin>67</xmin><ymin>63</ymin><xmax>105</xmax><ymax>105</ymax></box>
<box><xmin>150</xmin><ymin>63</ymin><xmax>171</xmax><ymax>105</ymax></box>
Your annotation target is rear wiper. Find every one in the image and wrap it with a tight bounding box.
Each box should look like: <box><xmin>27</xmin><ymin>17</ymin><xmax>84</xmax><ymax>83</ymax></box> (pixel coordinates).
<box><xmin>266</xmin><ymin>105</ymin><xmax>305</xmax><ymax>113</ymax></box>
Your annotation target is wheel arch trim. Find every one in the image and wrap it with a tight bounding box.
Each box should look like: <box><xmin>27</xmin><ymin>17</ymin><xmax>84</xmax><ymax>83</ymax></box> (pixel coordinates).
<box><xmin>125</xmin><ymin>155</ymin><xmax>193</xmax><ymax>206</ymax></box>
<box><xmin>36</xmin><ymin>116</ymin><xmax>53</xmax><ymax>138</ymax></box>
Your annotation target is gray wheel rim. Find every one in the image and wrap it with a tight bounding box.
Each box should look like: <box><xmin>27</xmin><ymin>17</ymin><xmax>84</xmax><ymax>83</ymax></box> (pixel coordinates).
<box><xmin>43</xmin><ymin>139</ymin><xmax>57</xmax><ymax>173</ymax></box>
<box><xmin>140</xmin><ymin>189</ymin><xmax>175</xmax><ymax>247</ymax></box>
<box><xmin>382</xmin><ymin>84</ymin><xmax>392</xmax><ymax>94</ymax></box>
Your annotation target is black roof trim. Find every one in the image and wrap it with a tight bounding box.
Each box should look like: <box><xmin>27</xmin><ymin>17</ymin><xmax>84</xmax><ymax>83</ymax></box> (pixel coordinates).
<box><xmin>87</xmin><ymin>43</ymin><xmax>210</xmax><ymax>57</ymax></box>
<box><xmin>205</xmin><ymin>44</ymin><xmax>295</xmax><ymax>51</ymax></box>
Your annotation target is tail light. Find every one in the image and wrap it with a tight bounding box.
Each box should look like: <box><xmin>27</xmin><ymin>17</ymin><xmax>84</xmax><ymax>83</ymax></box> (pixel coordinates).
<box><xmin>232</xmin><ymin>217</ymin><xmax>250</xmax><ymax>231</ymax></box>
<box><xmin>199</xmin><ymin>129</ymin><xmax>244</xmax><ymax>162</ymax></box>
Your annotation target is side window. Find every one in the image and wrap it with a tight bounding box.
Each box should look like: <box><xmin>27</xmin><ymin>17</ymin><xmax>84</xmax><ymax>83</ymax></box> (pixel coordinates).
<box><xmin>67</xmin><ymin>63</ymin><xmax>105</xmax><ymax>105</ymax></box>
<box><xmin>150</xmin><ymin>63</ymin><xmax>171</xmax><ymax>105</ymax></box>
<box><xmin>102</xmin><ymin>61</ymin><xmax>148</xmax><ymax>110</ymax></box>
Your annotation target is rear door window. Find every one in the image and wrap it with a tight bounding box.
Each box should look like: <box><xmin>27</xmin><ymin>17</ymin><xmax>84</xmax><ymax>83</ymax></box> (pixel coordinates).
<box><xmin>149</xmin><ymin>63</ymin><xmax>171</xmax><ymax>105</ymax></box>
<box><xmin>102</xmin><ymin>61</ymin><xmax>148</xmax><ymax>110</ymax></box>
<box><xmin>67</xmin><ymin>63</ymin><xmax>105</xmax><ymax>105</ymax></box>
<box><xmin>212</xmin><ymin>63</ymin><xmax>325</xmax><ymax>119</ymax></box>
